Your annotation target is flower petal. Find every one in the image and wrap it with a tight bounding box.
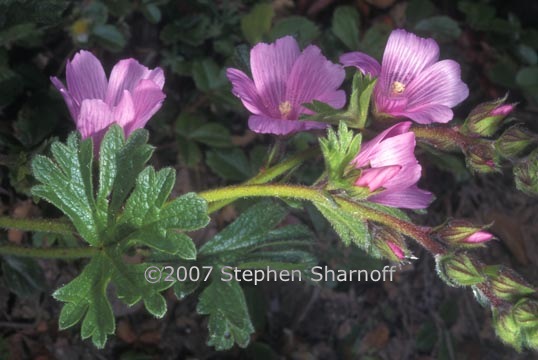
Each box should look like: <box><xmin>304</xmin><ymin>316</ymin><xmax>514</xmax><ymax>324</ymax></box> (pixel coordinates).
<box><xmin>77</xmin><ymin>99</ymin><xmax>114</xmax><ymax>140</ymax></box>
<box><xmin>226</xmin><ymin>68</ymin><xmax>266</xmax><ymax>115</ymax></box>
<box><xmin>106</xmin><ymin>59</ymin><xmax>164</xmax><ymax>106</ymax></box>
<box><xmin>285</xmin><ymin>45</ymin><xmax>346</xmax><ymax>116</ymax></box>
<box><xmin>112</xmin><ymin>90</ymin><xmax>136</xmax><ymax>129</ymax></box>
<box><xmin>339</xmin><ymin>52</ymin><xmax>381</xmax><ymax>77</ymax></box>
<box><xmin>250</xmin><ymin>36</ymin><xmax>301</xmax><ymax>117</ymax></box>
<box><xmin>405</xmin><ymin>59</ymin><xmax>468</xmax><ymax>116</ymax></box>
<box><xmin>66</xmin><ymin>50</ymin><xmax>107</xmax><ymax>104</ymax></box>
<box><xmin>248</xmin><ymin>115</ymin><xmax>326</xmax><ymax>135</ymax></box>
<box><xmin>397</xmin><ymin>104</ymin><xmax>454</xmax><ymax>124</ymax></box>
<box><xmin>368</xmin><ymin>185</ymin><xmax>433</xmax><ymax>209</ymax></box>
<box><xmin>51</xmin><ymin>76</ymin><xmax>79</xmax><ymax>121</ymax></box>
<box><xmin>126</xmin><ymin>79</ymin><xmax>166</xmax><ymax>135</ymax></box>
<box><xmin>353</xmin><ymin>122</ymin><xmax>412</xmax><ymax>167</ymax></box>
<box><xmin>355</xmin><ymin>165</ymin><xmax>402</xmax><ymax>191</ymax></box>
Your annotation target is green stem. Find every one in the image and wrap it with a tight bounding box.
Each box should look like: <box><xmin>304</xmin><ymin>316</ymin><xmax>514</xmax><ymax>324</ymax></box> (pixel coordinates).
<box><xmin>0</xmin><ymin>216</ymin><xmax>75</xmax><ymax>235</ymax></box>
<box><xmin>199</xmin><ymin>184</ymin><xmax>444</xmax><ymax>255</ymax></box>
<box><xmin>412</xmin><ymin>125</ymin><xmax>467</xmax><ymax>151</ymax></box>
<box><xmin>0</xmin><ymin>244</ymin><xmax>98</xmax><ymax>259</ymax></box>
<box><xmin>207</xmin><ymin>148</ymin><xmax>320</xmax><ymax>213</ymax></box>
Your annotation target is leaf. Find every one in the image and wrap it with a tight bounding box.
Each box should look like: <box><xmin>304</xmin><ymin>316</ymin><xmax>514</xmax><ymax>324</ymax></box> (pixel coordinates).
<box><xmin>189</xmin><ymin>123</ymin><xmax>232</xmax><ymax>148</ymax></box>
<box><xmin>241</xmin><ymin>3</ymin><xmax>274</xmax><ymax>44</ymax></box>
<box><xmin>346</xmin><ymin>71</ymin><xmax>377</xmax><ymax>127</ymax></box>
<box><xmin>415</xmin><ymin>16</ymin><xmax>462</xmax><ymax>42</ymax></box>
<box><xmin>406</xmin><ymin>0</ymin><xmax>435</xmax><ymax>24</ymax></box>
<box><xmin>270</xmin><ymin>16</ymin><xmax>320</xmax><ymax>46</ymax></box>
<box><xmin>206</xmin><ymin>148</ymin><xmax>252</xmax><ymax>181</ymax></box>
<box><xmin>1</xmin><ymin>256</ymin><xmax>46</xmax><ymax>297</ymax></box>
<box><xmin>31</xmin><ymin>133</ymin><xmax>100</xmax><ymax>245</ymax></box>
<box><xmin>191</xmin><ymin>59</ymin><xmax>226</xmax><ymax>92</ymax></box>
<box><xmin>92</xmin><ymin>24</ymin><xmax>127</xmax><ymax>52</ymax></box>
<box><xmin>197</xmin><ymin>279</ymin><xmax>254</xmax><ymax>350</ymax></box>
<box><xmin>332</xmin><ymin>6</ymin><xmax>360</xmax><ymax>50</ymax></box>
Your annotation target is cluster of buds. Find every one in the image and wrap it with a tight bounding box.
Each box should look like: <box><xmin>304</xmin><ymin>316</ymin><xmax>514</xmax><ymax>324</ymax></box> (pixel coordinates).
<box><xmin>432</xmin><ymin>219</ymin><xmax>494</xmax><ymax>248</ymax></box>
<box><xmin>461</xmin><ymin>95</ymin><xmax>516</xmax><ymax>138</ymax></box>
<box><xmin>493</xmin><ymin>299</ymin><xmax>538</xmax><ymax>350</ymax></box>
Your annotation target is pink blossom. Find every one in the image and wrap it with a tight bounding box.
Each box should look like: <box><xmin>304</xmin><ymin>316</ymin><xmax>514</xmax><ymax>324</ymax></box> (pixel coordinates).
<box><xmin>388</xmin><ymin>241</ymin><xmax>405</xmax><ymax>260</ymax></box>
<box><xmin>464</xmin><ymin>230</ymin><xmax>494</xmax><ymax>243</ymax></box>
<box><xmin>226</xmin><ymin>36</ymin><xmax>346</xmax><ymax>135</ymax></box>
<box><xmin>51</xmin><ymin>50</ymin><xmax>165</xmax><ymax>141</ymax></box>
<box><xmin>340</xmin><ymin>29</ymin><xmax>469</xmax><ymax>124</ymax></box>
<box><xmin>353</xmin><ymin>122</ymin><xmax>432</xmax><ymax>209</ymax></box>
<box><xmin>490</xmin><ymin>104</ymin><xmax>514</xmax><ymax>117</ymax></box>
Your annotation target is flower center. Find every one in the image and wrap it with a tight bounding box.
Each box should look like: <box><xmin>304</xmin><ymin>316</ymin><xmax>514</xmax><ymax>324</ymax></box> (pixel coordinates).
<box><xmin>279</xmin><ymin>101</ymin><xmax>292</xmax><ymax>119</ymax></box>
<box><xmin>391</xmin><ymin>81</ymin><xmax>406</xmax><ymax>95</ymax></box>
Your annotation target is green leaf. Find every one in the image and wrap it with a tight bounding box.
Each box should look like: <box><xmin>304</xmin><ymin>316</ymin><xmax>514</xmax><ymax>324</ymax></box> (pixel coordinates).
<box><xmin>200</xmin><ymin>201</ymin><xmax>288</xmax><ymax>256</ymax></box>
<box><xmin>92</xmin><ymin>24</ymin><xmax>127</xmax><ymax>52</ymax></box>
<box><xmin>346</xmin><ymin>71</ymin><xmax>377</xmax><ymax>128</ymax></box>
<box><xmin>332</xmin><ymin>6</ymin><xmax>360</xmax><ymax>50</ymax></box>
<box><xmin>241</xmin><ymin>3</ymin><xmax>274</xmax><ymax>44</ymax></box>
<box><xmin>270</xmin><ymin>16</ymin><xmax>320</xmax><ymax>46</ymax></box>
<box><xmin>197</xmin><ymin>279</ymin><xmax>254</xmax><ymax>350</ymax></box>
<box><xmin>415</xmin><ymin>16</ymin><xmax>461</xmax><ymax>42</ymax></box>
<box><xmin>31</xmin><ymin>133</ymin><xmax>100</xmax><ymax>245</ymax></box>
<box><xmin>191</xmin><ymin>59</ymin><xmax>226</xmax><ymax>92</ymax></box>
<box><xmin>206</xmin><ymin>148</ymin><xmax>253</xmax><ymax>181</ymax></box>
<box><xmin>1</xmin><ymin>256</ymin><xmax>46</xmax><ymax>297</ymax></box>
<box><xmin>189</xmin><ymin>123</ymin><xmax>232</xmax><ymax>148</ymax></box>
<box><xmin>360</xmin><ymin>23</ymin><xmax>391</xmax><ymax>60</ymax></box>
<box><xmin>406</xmin><ymin>0</ymin><xmax>435</xmax><ymax>24</ymax></box>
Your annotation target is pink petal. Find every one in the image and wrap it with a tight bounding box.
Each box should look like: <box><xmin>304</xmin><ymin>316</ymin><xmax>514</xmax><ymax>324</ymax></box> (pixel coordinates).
<box><xmin>368</xmin><ymin>132</ymin><xmax>416</xmax><ymax>168</ymax></box>
<box><xmin>355</xmin><ymin>165</ymin><xmax>402</xmax><ymax>191</ymax></box>
<box><xmin>126</xmin><ymin>79</ymin><xmax>166</xmax><ymax>135</ymax></box>
<box><xmin>285</xmin><ymin>45</ymin><xmax>346</xmax><ymax>116</ymax></box>
<box><xmin>377</xmin><ymin>29</ymin><xmax>439</xmax><ymax>96</ymax></box>
<box><xmin>51</xmin><ymin>76</ymin><xmax>79</xmax><ymax>121</ymax></box>
<box><xmin>226</xmin><ymin>68</ymin><xmax>267</xmax><ymax>115</ymax></box>
<box><xmin>490</xmin><ymin>104</ymin><xmax>514</xmax><ymax>116</ymax></box>
<box><xmin>353</xmin><ymin>122</ymin><xmax>412</xmax><ymax>167</ymax></box>
<box><xmin>250</xmin><ymin>36</ymin><xmax>301</xmax><ymax>118</ymax></box>
<box><xmin>339</xmin><ymin>52</ymin><xmax>381</xmax><ymax>77</ymax></box>
<box><xmin>388</xmin><ymin>241</ymin><xmax>405</xmax><ymax>259</ymax></box>
<box><xmin>309</xmin><ymin>90</ymin><xmax>347</xmax><ymax>112</ymax></box>
<box><xmin>77</xmin><ymin>99</ymin><xmax>114</xmax><ymax>140</ymax></box>
<box><xmin>368</xmin><ymin>185</ymin><xmax>433</xmax><ymax>209</ymax></box>
<box><xmin>112</xmin><ymin>90</ymin><xmax>136</xmax><ymax>129</ymax></box>
<box><xmin>248</xmin><ymin>115</ymin><xmax>326</xmax><ymax>135</ymax></box>
<box><xmin>404</xmin><ymin>60</ymin><xmax>468</xmax><ymax>116</ymax></box>
<box><xmin>66</xmin><ymin>50</ymin><xmax>108</xmax><ymax>104</ymax></box>
<box><xmin>465</xmin><ymin>231</ymin><xmax>493</xmax><ymax>243</ymax></box>
<box><xmin>105</xmin><ymin>59</ymin><xmax>164</xmax><ymax>106</ymax></box>
<box><xmin>397</xmin><ymin>104</ymin><xmax>454</xmax><ymax>124</ymax></box>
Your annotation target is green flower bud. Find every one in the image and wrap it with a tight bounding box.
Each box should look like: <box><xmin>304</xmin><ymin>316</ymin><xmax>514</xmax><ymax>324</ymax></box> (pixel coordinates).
<box><xmin>514</xmin><ymin>150</ymin><xmax>538</xmax><ymax>196</ymax></box>
<box><xmin>434</xmin><ymin>219</ymin><xmax>493</xmax><ymax>247</ymax></box>
<box><xmin>523</xmin><ymin>326</ymin><xmax>538</xmax><ymax>350</ymax></box>
<box><xmin>463</xmin><ymin>95</ymin><xmax>515</xmax><ymax>137</ymax></box>
<box><xmin>436</xmin><ymin>253</ymin><xmax>485</xmax><ymax>287</ymax></box>
<box><xmin>372</xmin><ymin>226</ymin><xmax>409</xmax><ymax>261</ymax></box>
<box><xmin>513</xmin><ymin>298</ymin><xmax>538</xmax><ymax>329</ymax></box>
<box><xmin>485</xmin><ymin>266</ymin><xmax>536</xmax><ymax>301</ymax></box>
<box><xmin>464</xmin><ymin>141</ymin><xmax>500</xmax><ymax>173</ymax></box>
<box><xmin>495</xmin><ymin>126</ymin><xmax>537</xmax><ymax>159</ymax></box>
<box><xmin>492</xmin><ymin>307</ymin><xmax>523</xmax><ymax>351</ymax></box>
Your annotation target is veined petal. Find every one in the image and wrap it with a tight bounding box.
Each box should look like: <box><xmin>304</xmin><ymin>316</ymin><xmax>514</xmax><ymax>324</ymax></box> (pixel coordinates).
<box><xmin>368</xmin><ymin>132</ymin><xmax>416</xmax><ymax>168</ymax></box>
<box><xmin>77</xmin><ymin>99</ymin><xmax>114</xmax><ymax>140</ymax></box>
<box><xmin>303</xmin><ymin>90</ymin><xmax>347</xmax><ymax>114</ymax></box>
<box><xmin>353</xmin><ymin>122</ymin><xmax>412</xmax><ymax>167</ymax></box>
<box><xmin>251</xmin><ymin>36</ymin><xmax>300</xmax><ymax>117</ymax></box>
<box><xmin>285</xmin><ymin>45</ymin><xmax>345</xmax><ymax>115</ymax></box>
<box><xmin>377</xmin><ymin>29</ymin><xmax>439</xmax><ymax>101</ymax></box>
<box><xmin>106</xmin><ymin>59</ymin><xmax>165</xmax><ymax>106</ymax></box>
<box><xmin>66</xmin><ymin>50</ymin><xmax>107</xmax><ymax>104</ymax></box>
<box><xmin>226</xmin><ymin>68</ymin><xmax>266</xmax><ymax>115</ymax></box>
<box><xmin>112</xmin><ymin>90</ymin><xmax>136</xmax><ymax>129</ymax></box>
<box><xmin>51</xmin><ymin>76</ymin><xmax>79</xmax><ymax>121</ymax></box>
<box><xmin>405</xmin><ymin>59</ymin><xmax>469</xmax><ymax>111</ymax></box>
<box><xmin>368</xmin><ymin>185</ymin><xmax>433</xmax><ymax>209</ymax></box>
<box><xmin>248</xmin><ymin>115</ymin><xmax>326</xmax><ymax>135</ymax></box>
<box><xmin>397</xmin><ymin>104</ymin><xmax>454</xmax><ymax>124</ymax></box>
<box><xmin>339</xmin><ymin>52</ymin><xmax>381</xmax><ymax>77</ymax></box>
<box><xmin>355</xmin><ymin>165</ymin><xmax>402</xmax><ymax>191</ymax></box>
<box><xmin>465</xmin><ymin>231</ymin><xmax>493</xmax><ymax>243</ymax></box>
<box><xmin>127</xmin><ymin>79</ymin><xmax>166</xmax><ymax>135</ymax></box>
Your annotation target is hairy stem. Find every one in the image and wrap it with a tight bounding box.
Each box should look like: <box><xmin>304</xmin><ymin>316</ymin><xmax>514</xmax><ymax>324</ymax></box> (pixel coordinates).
<box><xmin>0</xmin><ymin>244</ymin><xmax>98</xmax><ymax>259</ymax></box>
<box><xmin>412</xmin><ymin>125</ymin><xmax>468</xmax><ymax>151</ymax></box>
<box><xmin>0</xmin><ymin>216</ymin><xmax>75</xmax><ymax>235</ymax></box>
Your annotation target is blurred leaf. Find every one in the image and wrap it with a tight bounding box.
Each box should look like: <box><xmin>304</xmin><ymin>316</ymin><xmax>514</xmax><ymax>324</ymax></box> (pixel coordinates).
<box><xmin>406</xmin><ymin>0</ymin><xmax>435</xmax><ymax>24</ymax></box>
<box><xmin>192</xmin><ymin>59</ymin><xmax>226</xmax><ymax>92</ymax></box>
<box><xmin>415</xmin><ymin>16</ymin><xmax>461</xmax><ymax>42</ymax></box>
<box><xmin>360</xmin><ymin>23</ymin><xmax>391</xmax><ymax>60</ymax></box>
<box><xmin>458</xmin><ymin>1</ymin><xmax>496</xmax><ymax>31</ymax></box>
<box><xmin>206</xmin><ymin>148</ymin><xmax>252</xmax><ymax>181</ymax></box>
<box><xmin>0</xmin><ymin>65</ymin><xmax>23</xmax><ymax>107</ymax></box>
<box><xmin>516</xmin><ymin>66</ymin><xmax>538</xmax><ymax>88</ymax></box>
<box><xmin>487</xmin><ymin>59</ymin><xmax>518</xmax><ymax>88</ymax></box>
<box><xmin>160</xmin><ymin>15</ymin><xmax>216</xmax><ymax>46</ymax></box>
<box><xmin>0</xmin><ymin>23</ymin><xmax>41</xmax><ymax>47</ymax></box>
<box><xmin>517</xmin><ymin>45</ymin><xmax>538</xmax><ymax>66</ymax></box>
<box><xmin>190</xmin><ymin>123</ymin><xmax>232</xmax><ymax>148</ymax></box>
<box><xmin>270</xmin><ymin>16</ymin><xmax>320</xmax><ymax>46</ymax></box>
<box><xmin>141</xmin><ymin>3</ymin><xmax>161</xmax><ymax>24</ymax></box>
<box><xmin>241</xmin><ymin>3</ymin><xmax>274</xmax><ymax>44</ymax></box>
<box><xmin>1</xmin><ymin>256</ymin><xmax>46</xmax><ymax>297</ymax></box>
<box><xmin>332</xmin><ymin>6</ymin><xmax>360</xmax><ymax>50</ymax></box>
<box><xmin>197</xmin><ymin>279</ymin><xmax>254</xmax><ymax>350</ymax></box>
<box><xmin>92</xmin><ymin>24</ymin><xmax>127</xmax><ymax>52</ymax></box>
<box><xmin>415</xmin><ymin>321</ymin><xmax>438</xmax><ymax>352</ymax></box>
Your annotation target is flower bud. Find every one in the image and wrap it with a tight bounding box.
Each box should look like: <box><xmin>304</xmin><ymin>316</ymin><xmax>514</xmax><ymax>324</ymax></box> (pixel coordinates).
<box><xmin>513</xmin><ymin>298</ymin><xmax>538</xmax><ymax>329</ymax></box>
<box><xmin>492</xmin><ymin>307</ymin><xmax>523</xmax><ymax>350</ymax></box>
<box><xmin>514</xmin><ymin>150</ymin><xmax>538</xmax><ymax>196</ymax></box>
<box><xmin>495</xmin><ymin>126</ymin><xmax>537</xmax><ymax>159</ymax></box>
<box><xmin>464</xmin><ymin>141</ymin><xmax>500</xmax><ymax>173</ymax></box>
<box><xmin>436</xmin><ymin>253</ymin><xmax>485</xmax><ymax>287</ymax></box>
<box><xmin>435</xmin><ymin>219</ymin><xmax>493</xmax><ymax>247</ymax></box>
<box><xmin>372</xmin><ymin>226</ymin><xmax>409</xmax><ymax>261</ymax></box>
<box><xmin>485</xmin><ymin>266</ymin><xmax>536</xmax><ymax>301</ymax></box>
<box><xmin>463</xmin><ymin>95</ymin><xmax>516</xmax><ymax>137</ymax></box>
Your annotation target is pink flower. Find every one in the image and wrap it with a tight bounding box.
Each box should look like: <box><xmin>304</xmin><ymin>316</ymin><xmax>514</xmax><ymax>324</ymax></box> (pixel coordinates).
<box><xmin>226</xmin><ymin>36</ymin><xmax>346</xmax><ymax>135</ymax></box>
<box><xmin>340</xmin><ymin>29</ymin><xmax>469</xmax><ymax>124</ymax></box>
<box><xmin>353</xmin><ymin>121</ymin><xmax>432</xmax><ymax>209</ymax></box>
<box><xmin>465</xmin><ymin>230</ymin><xmax>494</xmax><ymax>243</ymax></box>
<box><xmin>51</xmin><ymin>50</ymin><xmax>165</xmax><ymax>141</ymax></box>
